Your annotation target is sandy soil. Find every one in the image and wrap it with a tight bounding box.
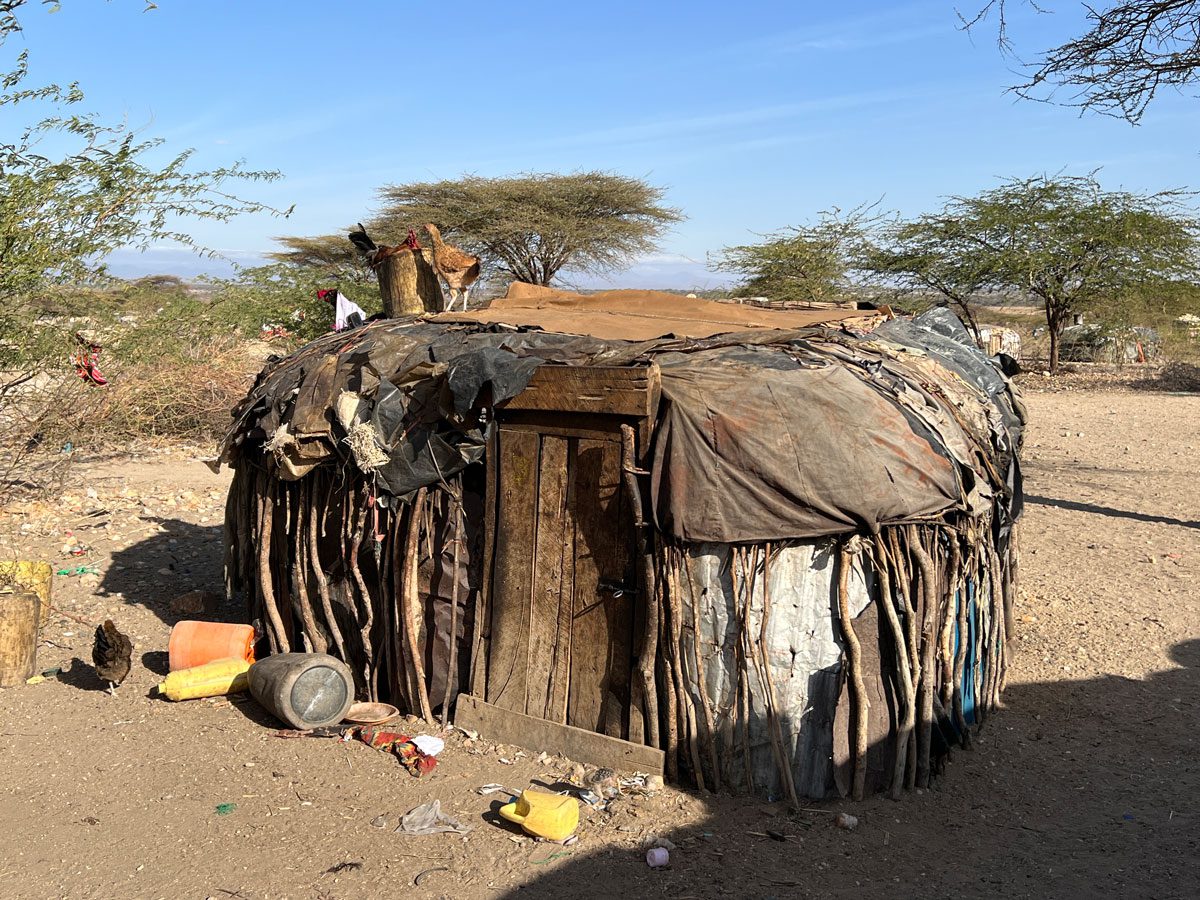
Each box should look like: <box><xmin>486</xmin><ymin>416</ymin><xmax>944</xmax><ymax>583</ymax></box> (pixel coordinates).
<box><xmin>0</xmin><ymin>384</ymin><xmax>1197</xmax><ymax>900</ymax></box>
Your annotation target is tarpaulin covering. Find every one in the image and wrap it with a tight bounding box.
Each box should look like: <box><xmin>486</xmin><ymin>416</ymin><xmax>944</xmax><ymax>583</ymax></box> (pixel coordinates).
<box><xmin>219</xmin><ymin>292</ymin><xmax>1022</xmax><ymax>543</ymax></box>
<box><xmin>650</xmin><ymin>345</ymin><xmax>965</xmax><ymax>543</ymax></box>
<box><xmin>677</xmin><ymin>541</ymin><xmax>871</xmax><ymax>798</ymax></box>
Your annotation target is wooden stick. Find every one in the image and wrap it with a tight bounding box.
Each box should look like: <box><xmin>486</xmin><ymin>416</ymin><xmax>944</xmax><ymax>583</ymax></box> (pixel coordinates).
<box><xmin>307</xmin><ymin>479</ymin><xmax>346</xmax><ymax>661</ymax></box>
<box><xmin>232</xmin><ymin>468</ymin><xmax>246</xmax><ymax>596</ymax></box>
<box><xmin>939</xmin><ymin>533</ymin><xmax>961</xmax><ymax>710</ymax></box>
<box><xmin>1003</xmin><ymin>524</ymin><xmax>1018</xmax><ymax>639</ymax></box>
<box><xmin>348</xmin><ymin>488</ymin><xmax>376</xmax><ymax>699</ymax></box>
<box><xmin>39</xmin><ymin>600</ymin><xmax>94</xmax><ymax>627</ymax></box>
<box><xmin>980</xmin><ymin>544</ymin><xmax>996</xmax><ymax>714</ymax></box>
<box><xmin>886</xmin><ymin>529</ymin><xmax>919</xmax><ymax>787</ymax></box>
<box><xmin>666</xmin><ymin>551</ymin><xmax>706</xmax><ymax>792</ymax></box>
<box><xmin>837</xmin><ymin>536</ymin><xmax>869</xmax><ymax>802</ymax></box>
<box><xmin>986</xmin><ymin>545</ymin><xmax>1006</xmax><ymax>710</ymax></box>
<box><xmin>732</xmin><ymin>548</ymin><xmax>755</xmax><ymax>794</ymax></box>
<box><xmin>872</xmin><ymin>536</ymin><xmax>913</xmax><ymax>800</ymax></box>
<box><xmin>950</xmin><ymin>540</ymin><xmax>971</xmax><ymax>747</ymax></box>
<box><xmin>393</xmin><ymin>506</ymin><xmax>414</xmax><ymax>708</ymax></box>
<box><xmin>1000</xmin><ymin>534</ymin><xmax>1016</xmax><ymax>693</ymax></box>
<box><xmin>658</xmin><ymin>588</ymin><xmax>680</xmax><ymax>783</ymax></box>
<box><xmin>682</xmin><ymin>547</ymin><xmax>722</xmax><ymax>792</ymax></box>
<box><xmin>621</xmin><ymin>424</ymin><xmax>660</xmax><ymax>750</ymax></box>
<box><xmin>403</xmin><ymin>488</ymin><xmax>434</xmax><ymax>723</ymax></box>
<box><xmin>972</xmin><ymin>547</ymin><xmax>987</xmax><ymax>723</ymax></box>
<box><xmin>757</xmin><ymin>544</ymin><xmax>800</xmax><ymax>808</ymax></box>
<box><xmin>441</xmin><ymin>489</ymin><xmax>463</xmax><ymax>729</ymax></box>
<box><xmin>229</xmin><ymin>467</ymin><xmax>248</xmax><ymax>601</ymax></box>
<box><xmin>223</xmin><ymin>467</ymin><xmax>241</xmax><ymax>602</ymax></box>
<box><xmin>291</xmin><ymin>481</ymin><xmax>326</xmax><ymax>654</ymax></box>
<box><xmin>257</xmin><ymin>473</ymin><xmax>288</xmax><ymax>653</ymax></box>
<box><xmin>469</xmin><ymin>427</ymin><xmax>498</xmax><ymax>697</ymax></box>
<box><xmin>907</xmin><ymin>525</ymin><xmax>937</xmax><ymax>790</ymax></box>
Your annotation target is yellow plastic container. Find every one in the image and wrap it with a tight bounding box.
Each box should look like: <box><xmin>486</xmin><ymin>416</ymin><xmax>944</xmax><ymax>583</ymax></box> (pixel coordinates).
<box><xmin>0</xmin><ymin>561</ymin><xmax>52</xmax><ymax>625</ymax></box>
<box><xmin>499</xmin><ymin>790</ymin><xmax>579</xmax><ymax>842</ymax></box>
<box><xmin>155</xmin><ymin>657</ymin><xmax>251</xmax><ymax>701</ymax></box>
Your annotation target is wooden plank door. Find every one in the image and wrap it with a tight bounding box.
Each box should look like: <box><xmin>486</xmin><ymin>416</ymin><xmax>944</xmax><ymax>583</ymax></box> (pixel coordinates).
<box><xmin>568</xmin><ymin>438</ymin><xmax>634</xmax><ymax>738</ymax></box>
<box><xmin>485</xmin><ymin>425</ymin><xmax>635</xmax><ymax>739</ymax></box>
<box><xmin>484</xmin><ymin>428</ymin><xmax>539</xmax><ymax>712</ymax></box>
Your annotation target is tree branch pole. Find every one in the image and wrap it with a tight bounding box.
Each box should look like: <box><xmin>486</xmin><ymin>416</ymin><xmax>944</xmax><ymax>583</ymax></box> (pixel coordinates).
<box><xmin>621</xmin><ymin>424</ymin><xmax>660</xmax><ymax>750</ymax></box>
<box><xmin>838</xmin><ymin>536</ymin><xmax>869</xmax><ymax>802</ymax></box>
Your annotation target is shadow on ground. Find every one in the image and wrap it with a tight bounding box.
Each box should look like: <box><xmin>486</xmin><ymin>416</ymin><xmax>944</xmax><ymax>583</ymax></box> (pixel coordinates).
<box><xmin>99</xmin><ymin>517</ymin><xmax>236</xmax><ymax>624</ymax></box>
<box><xmin>1026</xmin><ymin>494</ymin><xmax>1200</xmax><ymax>530</ymax></box>
<box><xmin>506</xmin><ymin>640</ymin><xmax>1200</xmax><ymax>899</ymax></box>
<box><xmin>1128</xmin><ymin>362</ymin><xmax>1200</xmax><ymax>394</ymax></box>
<box><xmin>141</xmin><ymin>650</ymin><xmax>169</xmax><ymax>676</ymax></box>
<box><xmin>56</xmin><ymin>656</ymin><xmax>109</xmax><ymax>693</ymax></box>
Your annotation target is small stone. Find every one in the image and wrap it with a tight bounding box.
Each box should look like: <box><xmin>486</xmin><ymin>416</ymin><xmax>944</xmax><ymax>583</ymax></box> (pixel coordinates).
<box><xmin>641</xmin><ymin>835</ymin><xmax>676</xmax><ymax>851</ymax></box>
<box><xmin>170</xmin><ymin>589</ymin><xmax>223</xmax><ymax>616</ymax></box>
<box><xmin>835</xmin><ymin>812</ymin><xmax>858</xmax><ymax>831</ymax></box>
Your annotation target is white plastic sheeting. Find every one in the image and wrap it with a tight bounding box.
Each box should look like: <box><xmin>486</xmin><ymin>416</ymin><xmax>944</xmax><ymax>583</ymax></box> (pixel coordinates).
<box><xmin>678</xmin><ymin>541</ymin><xmax>871</xmax><ymax>799</ymax></box>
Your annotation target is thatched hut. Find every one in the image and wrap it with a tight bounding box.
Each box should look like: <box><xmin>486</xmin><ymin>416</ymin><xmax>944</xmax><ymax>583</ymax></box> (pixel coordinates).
<box><xmin>217</xmin><ymin>284</ymin><xmax>1024</xmax><ymax>801</ymax></box>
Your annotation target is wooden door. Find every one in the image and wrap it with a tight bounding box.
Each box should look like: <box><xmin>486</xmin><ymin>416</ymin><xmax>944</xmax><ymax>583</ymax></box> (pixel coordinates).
<box><xmin>485</xmin><ymin>424</ymin><xmax>635</xmax><ymax>739</ymax></box>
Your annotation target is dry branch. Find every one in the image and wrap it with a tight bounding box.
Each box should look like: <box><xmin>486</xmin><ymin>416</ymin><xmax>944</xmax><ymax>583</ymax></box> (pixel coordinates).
<box><xmin>837</xmin><ymin>537</ymin><xmax>869</xmax><ymax>802</ymax></box>
<box><xmin>872</xmin><ymin>536</ymin><xmax>913</xmax><ymax>800</ymax></box>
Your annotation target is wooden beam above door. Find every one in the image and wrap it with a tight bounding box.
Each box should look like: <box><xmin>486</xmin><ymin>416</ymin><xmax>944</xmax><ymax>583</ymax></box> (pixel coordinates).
<box><xmin>498</xmin><ymin>365</ymin><xmax>660</xmax><ymax>420</ymax></box>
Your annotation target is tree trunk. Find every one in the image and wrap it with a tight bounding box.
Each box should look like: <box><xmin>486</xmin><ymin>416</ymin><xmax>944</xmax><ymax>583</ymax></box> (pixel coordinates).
<box><xmin>1046</xmin><ymin>306</ymin><xmax>1066</xmax><ymax>374</ymax></box>
<box><xmin>375</xmin><ymin>248</ymin><xmax>444</xmax><ymax>316</ymax></box>
<box><xmin>954</xmin><ymin>300</ymin><xmax>982</xmax><ymax>344</ymax></box>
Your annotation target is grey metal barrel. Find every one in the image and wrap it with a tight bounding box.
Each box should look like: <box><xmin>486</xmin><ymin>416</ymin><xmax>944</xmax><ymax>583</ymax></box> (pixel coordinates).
<box><xmin>247</xmin><ymin>653</ymin><xmax>354</xmax><ymax>729</ymax></box>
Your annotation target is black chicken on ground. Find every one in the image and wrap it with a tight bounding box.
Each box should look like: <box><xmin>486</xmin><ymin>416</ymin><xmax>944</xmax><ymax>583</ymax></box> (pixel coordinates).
<box><xmin>92</xmin><ymin>620</ymin><xmax>133</xmax><ymax>695</ymax></box>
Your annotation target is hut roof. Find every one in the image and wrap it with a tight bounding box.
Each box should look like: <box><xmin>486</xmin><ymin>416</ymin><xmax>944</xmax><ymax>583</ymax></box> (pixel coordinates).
<box><xmin>431</xmin><ymin>283</ymin><xmax>874</xmax><ymax>341</ymax></box>
<box><xmin>218</xmin><ymin>291</ymin><xmax>1023</xmax><ymax>543</ymax></box>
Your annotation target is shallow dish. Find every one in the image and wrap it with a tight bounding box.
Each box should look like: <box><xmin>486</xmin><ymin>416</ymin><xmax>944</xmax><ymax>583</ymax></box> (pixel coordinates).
<box><xmin>344</xmin><ymin>701</ymin><xmax>400</xmax><ymax>724</ymax></box>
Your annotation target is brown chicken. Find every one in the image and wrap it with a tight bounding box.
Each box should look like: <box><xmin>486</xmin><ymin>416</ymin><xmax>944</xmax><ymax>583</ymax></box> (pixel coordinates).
<box><xmin>424</xmin><ymin>223</ymin><xmax>481</xmax><ymax>311</ymax></box>
<box><xmin>92</xmin><ymin>619</ymin><xmax>133</xmax><ymax>695</ymax></box>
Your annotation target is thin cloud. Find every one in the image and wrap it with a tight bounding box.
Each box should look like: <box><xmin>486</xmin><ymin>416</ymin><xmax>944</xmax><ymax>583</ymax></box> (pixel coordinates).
<box><xmin>721</xmin><ymin>1</ymin><xmax>950</xmax><ymax>59</ymax></box>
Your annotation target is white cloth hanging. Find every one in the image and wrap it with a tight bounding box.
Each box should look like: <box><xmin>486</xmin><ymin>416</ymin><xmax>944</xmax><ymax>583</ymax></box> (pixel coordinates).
<box><xmin>333</xmin><ymin>291</ymin><xmax>366</xmax><ymax>331</ymax></box>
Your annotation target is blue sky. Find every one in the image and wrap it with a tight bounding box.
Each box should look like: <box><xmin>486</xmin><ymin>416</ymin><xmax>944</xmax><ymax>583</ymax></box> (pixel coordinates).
<box><xmin>12</xmin><ymin>0</ymin><xmax>1200</xmax><ymax>287</ymax></box>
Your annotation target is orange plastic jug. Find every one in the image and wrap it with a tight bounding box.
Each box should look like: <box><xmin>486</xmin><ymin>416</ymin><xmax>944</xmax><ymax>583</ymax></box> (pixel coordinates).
<box><xmin>168</xmin><ymin>620</ymin><xmax>255</xmax><ymax>672</ymax></box>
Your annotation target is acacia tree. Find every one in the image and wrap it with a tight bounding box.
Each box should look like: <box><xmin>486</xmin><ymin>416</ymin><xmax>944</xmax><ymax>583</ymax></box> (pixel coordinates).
<box><xmin>0</xmin><ymin>0</ymin><xmax>289</xmax><ymax>497</ymax></box>
<box><xmin>860</xmin><ymin>214</ymin><xmax>998</xmax><ymax>339</ymax></box>
<box><xmin>901</xmin><ymin>175</ymin><xmax>1200</xmax><ymax>372</ymax></box>
<box><xmin>967</xmin><ymin>1</ymin><xmax>1200</xmax><ymax>122</ymax></box>
<box><xmin>368</xmin><ymin>172</ymin><xmax>682</xmax><ymax>286</ymax></box>
<box><xmin>710</xmin><ymin>206</ymin><xmax>877</xmax><ymax>304</ymax></box>
<box><xmin>265</xmin><ymin>234</ymin><xmax>372</xmax><ymax>283</ymax></box>
<box><xmin>0</xmin><ymin>0</ymin><xmax>289</xmax><ymax>323</ymax></box>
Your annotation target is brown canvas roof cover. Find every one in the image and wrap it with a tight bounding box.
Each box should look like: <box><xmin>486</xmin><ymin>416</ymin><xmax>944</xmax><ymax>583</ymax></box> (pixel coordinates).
<box><xmin>432</xmin><ymin>283</ymin><xmax>875</xmax><ymax>341</ymax></box>
<box><xmin>219</xmin><ymin>298</ymin><xmax>1023</xmax><ymax>543</ymax></box>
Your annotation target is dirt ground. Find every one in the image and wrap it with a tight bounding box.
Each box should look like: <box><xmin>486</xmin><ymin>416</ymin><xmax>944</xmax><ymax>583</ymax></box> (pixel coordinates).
<box><xmin>0</xmin><ymin>382</ymin><xmax>1197</xmax><ymax>900</ymax></box>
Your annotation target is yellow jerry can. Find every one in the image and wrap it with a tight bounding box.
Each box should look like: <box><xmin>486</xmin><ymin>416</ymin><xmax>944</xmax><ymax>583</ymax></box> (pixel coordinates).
<box><xmin>156</xmin><ymin>657</ymin><xmax>251</xmax><ymax>701</ymax></box>
<box><xmin>499</xmin><ymin>790</ymin><xmax>579</xmax><ymax>842</ymax></box>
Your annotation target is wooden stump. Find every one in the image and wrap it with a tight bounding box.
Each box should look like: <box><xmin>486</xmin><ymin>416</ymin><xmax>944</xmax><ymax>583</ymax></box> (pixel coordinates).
<box><xmin>375</xmin><ymin>248</ymin><xmax>444</xmax><ymax>316</ymax></box>
<box><xmin>0</xmin><ymin>590</ymin><xmax>39</xmax><ymax>687</ymax></box>
<box><xmin>0</xmin><ymin>560</ymin><xmax>52</xmax><ymax>625</ymax></box>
